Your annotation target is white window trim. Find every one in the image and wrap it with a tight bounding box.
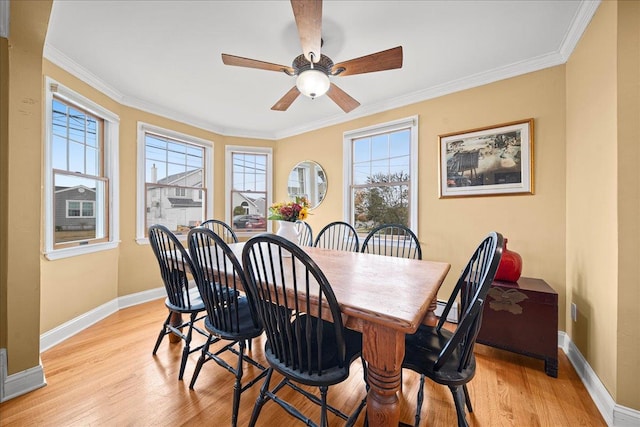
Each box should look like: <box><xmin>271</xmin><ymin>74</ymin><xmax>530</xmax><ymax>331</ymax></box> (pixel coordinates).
<box><xmin>136</xmin><ymin>122</ymin><xmax>214</xmax><ymax>244</ymax></box>
<box><xmin>342</xmin><ymin>115</ymin><xmax>419</xmax><ymax>236</ymax></box>
<box><xmin>44</xmin><ymin>77</ymin><xmax>120</xmax><ymax>260</ymax></box>
<box><xmin>225</xmin><ymin>145</ymin><xmax>273</xmax><ymax>237</ymax></box>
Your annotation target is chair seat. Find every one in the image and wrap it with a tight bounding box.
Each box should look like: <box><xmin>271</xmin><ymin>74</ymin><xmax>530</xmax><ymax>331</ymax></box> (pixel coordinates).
<box><xmin>165</xmin><ymin>286</ymin><xmax>205</xmax><ymax>313</ymax></box>
<box><xmin>265</xmin><ymin>314</ymin><xmax>362</xmax><ymax>387</ymax></box>
<box><xmin>403</xmin><ymin>325</ymin><xmax>476</xmax><ymax>386</ymax></box>
<box><xmin>203</xmin><ymin>297</ymin><xmax>263</xmax><ymax>341</ymax></box>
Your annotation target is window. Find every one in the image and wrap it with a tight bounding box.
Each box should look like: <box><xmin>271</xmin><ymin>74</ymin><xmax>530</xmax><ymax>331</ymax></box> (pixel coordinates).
<box><xmin>225</xmin><ymin>146</ymin><xmax>272</xmax><ymax>234</ymax></box>
<box><xmin>288</xmin><ymin>166</ymin><xmax>307</xmax><ymax>199</ymax></box>
<box><xmin>137</xmin><ymin>123</ymin><xmax>213</xmax><ymax>240</ymax></box>
<box><xmin>343</xmin><ymin>116</ymin><xmax>418</xmax><ymax>235</ymax></box>
<box><xmin>66</xmin><ymin>200</ymin><xmax>95</xmax><ymax>218</ymax></box>
<box><xmin>44</xmin><ymin>79</ymin><xmax>120</xmax><ymax>259</ymax></box>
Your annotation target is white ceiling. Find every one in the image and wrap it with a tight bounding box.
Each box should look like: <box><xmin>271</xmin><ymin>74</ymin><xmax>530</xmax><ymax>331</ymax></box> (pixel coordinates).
<box><xmin>44</xmin><ymin>0</ymin><xmax>598</xmax><ymax>140</ymax></box>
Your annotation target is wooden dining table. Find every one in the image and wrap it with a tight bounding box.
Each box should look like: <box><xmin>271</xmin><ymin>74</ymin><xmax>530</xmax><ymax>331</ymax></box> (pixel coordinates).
<box><xmin>223</xmin><ymin>242</ymin><xmax>451</xmax><ymax>427</ymax></box>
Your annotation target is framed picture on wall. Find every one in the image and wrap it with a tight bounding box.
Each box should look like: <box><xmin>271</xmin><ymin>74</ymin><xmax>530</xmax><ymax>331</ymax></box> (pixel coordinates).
<box><xmin>438</xmin><ymin>118</ymin><xmax>534</xmax><ymax>198</ymax></box>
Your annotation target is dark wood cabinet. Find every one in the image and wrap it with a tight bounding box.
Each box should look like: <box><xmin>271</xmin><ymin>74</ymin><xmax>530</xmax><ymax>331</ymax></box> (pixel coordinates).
<box><xmin>477</xmin><ymin>277</ymin><xmax>558</xmax><ymax>377</ymax></box>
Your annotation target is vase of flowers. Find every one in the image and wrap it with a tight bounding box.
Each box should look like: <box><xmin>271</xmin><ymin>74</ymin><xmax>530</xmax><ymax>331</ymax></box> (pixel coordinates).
<box><xmin>268</xmin><ymin>196</ymin><xmax>310</xmax><ymax>245</ymax></box>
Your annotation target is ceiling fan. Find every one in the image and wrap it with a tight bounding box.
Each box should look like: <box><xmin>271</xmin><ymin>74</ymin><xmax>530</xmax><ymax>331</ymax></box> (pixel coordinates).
<box><xmin>221</xmin><ymin>0</ymin><xmax>403</xmax><ymax>113</ymax></box>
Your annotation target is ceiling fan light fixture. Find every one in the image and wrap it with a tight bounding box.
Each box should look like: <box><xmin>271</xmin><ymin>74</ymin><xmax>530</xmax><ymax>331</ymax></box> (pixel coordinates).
<box><xmin>296</xmin><ymin>69</ymin><xmax>330</xmax><ymax>99</ymax></box>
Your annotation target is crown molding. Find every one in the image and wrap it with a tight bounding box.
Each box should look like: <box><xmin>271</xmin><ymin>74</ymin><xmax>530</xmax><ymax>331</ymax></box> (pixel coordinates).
<box><xmin>274</xmin><ymin>50</ymin><xmax>565</xmax><ymax>140</ymax></box>
<box><xmin>0</xmin><ymin>0</ymin><xmax>9</xmax><ymax>38</ymax></box>
<box><xmin>43</xmin><ymin>43</ymin><xmax>125</xmax><ymax>103</ymax></box>
<box><xmin>43</xmin><ymin>0</ymin><xmax>599</xmax><ymax>142</ymax></box>
<box><xmin>559</xmin><ymin>0</ymin><xmax>601</xmax><ymax>62</ymax></box>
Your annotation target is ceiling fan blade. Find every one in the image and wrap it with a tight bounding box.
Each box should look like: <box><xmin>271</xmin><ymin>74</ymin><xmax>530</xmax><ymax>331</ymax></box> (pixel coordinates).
<box><xmin>271</xmin><ymin>86</ymin><xmax>301</xmax><ymax>111</ymax></box>
<box><xmin>290</xmin><ymin>0</ymin><xmax>322</xmax><ymax>63</ymax></box>
<box><xmin>221</xmin><ymin>54</ymin><xmax>294</xmax><ymax>74</ymax></box>
<box><xmin>326</xmin><ymin>83</ymin><xmax>360</xmax><ymax>113</ymax></box>
<box><xmin>331</xmin><ymin>46</ymin><xmax>403</xmax><ymax>76</ymax></box>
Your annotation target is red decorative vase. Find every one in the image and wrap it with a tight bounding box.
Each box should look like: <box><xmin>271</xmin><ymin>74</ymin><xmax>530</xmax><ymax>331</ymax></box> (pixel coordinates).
<box><xmin>495</xmin><ymin>238</ymin><xmax>522</xmax><ymax>282</ymax></box>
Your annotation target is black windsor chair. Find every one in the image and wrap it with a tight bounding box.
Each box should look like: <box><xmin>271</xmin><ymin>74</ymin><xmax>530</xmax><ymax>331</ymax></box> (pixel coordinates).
<box><xmin>360</xmin><ymin>223</ymin><xmax>422</xmax><ymax>260</ymax></box>
<box><xmin>201</xmin><ymin>218</ymin><xmax>239</xmax><ymax>244</ymax></box>
<box><xmin>187</xmin><ymin>227</ymin><xmax>268</xmax><ymax>426</ymax></box>
<box><xmin>313</xmin><ymin>221</ymin><xmax>360</xmax><ymax>252</ymax></box>
<box><xmin>402</xmin><ymin>231</ymin><xmax>504</xmax><ymax>427</ymax></box>
<box><xmin>295</xmin><ymin>219</ymin><xmax>313</xmax><ymax>246</ymax></box>
<box><xmin>242</xmin><ymin>234</ymin><xmax>368</xmax><ymax>427</ymax></box>
<box><xmin>148</xmin><ymin>224</ymin><xmax>208</xmax><ymax>380</ymax></box>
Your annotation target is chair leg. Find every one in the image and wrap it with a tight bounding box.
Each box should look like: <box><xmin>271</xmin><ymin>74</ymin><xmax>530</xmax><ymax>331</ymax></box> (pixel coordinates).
<box><xmin>463</xmin><ymin>384</ymin><xmax>473</xmax><ymax>413</ymax></box>
<box><xmin>189</xmin><ymin>334</ymin><xmax>212</xmax><ymax>389</ymax></box>
<box><xmin>414</xmin><ymin>374</ymin><xmax>425</xmax><ymax>427</ymax></box>
<box><xmin>231</xmin><ymin>341</ymin><xmax>246</xmax><ymax>427</ymax></box>
<box><xmin>319</xmin><ymin>385</ymin><xmax>329</xmax><ymax>427</ymax></box>
<box><xmin>178</xmin><ymin>312</ymin><xmax>197</xmax><ymax>380</ymax></box>
<box><xmin>449</xmin><ymin>385</ymin><xmax>470</xmax><ymax>427</ymax></box>
<box><xmin>152</xmin><ymin>312</ymin><xmax>172</xmax><ymax>355</ymax></box>
<box><xmin>248</xmin><ymin>368</ymin><xmax>273</xmax><ymax>427</ymax></box>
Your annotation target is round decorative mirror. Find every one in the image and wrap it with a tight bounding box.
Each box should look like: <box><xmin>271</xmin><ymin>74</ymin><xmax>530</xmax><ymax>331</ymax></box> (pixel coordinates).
<box><xmin>287</xmin><ymin>161</ymin><xmax>327</xmax><ymax>209</ymax></box>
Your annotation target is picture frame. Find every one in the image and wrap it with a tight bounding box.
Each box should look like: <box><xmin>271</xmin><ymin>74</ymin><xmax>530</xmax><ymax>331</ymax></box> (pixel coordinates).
<box><xmin>438</xmin><ymin>118</ymin><xmax>534</xmax><ymax>198</ymax></box>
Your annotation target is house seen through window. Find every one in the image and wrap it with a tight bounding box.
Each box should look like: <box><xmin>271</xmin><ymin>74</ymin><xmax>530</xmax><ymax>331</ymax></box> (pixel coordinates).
<box><xmin>143</xmin><ymin>132</ymin><xmax>206</xmax><ymax>235</ymax></box>
<box><xmin>51</xmin><ymin>97</ymin><xmax>108</xmax><ymax>247</ymax></box>
<box><xmin>229</xmin><ymin>150</ymin><xmax>269</xmax><ymax>233</ymax></box>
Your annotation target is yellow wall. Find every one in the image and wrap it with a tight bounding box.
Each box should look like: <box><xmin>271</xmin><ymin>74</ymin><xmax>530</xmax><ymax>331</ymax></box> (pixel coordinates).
<box><xmin>277</xmin><ymin>67</ymin><xmax>567</xmax><ymax>329</ymax></box>
<box><xmin>2</xmin><ymin>0</ymin><xmax>638</xmax><ymax>414</ymax></box>
<box><xmin>39</xmin><ymin>61</ymin><xmax>277</xmax><ymax>331</ymax></box>
<box><xmin>1</xmin><ymin>0</ymin><xmax>52</xmax><ymax>375</ymax></box>
<box><xmin>615</xmin><ymin>0</ymin><xmax>640</xmax><ymax>410</ymax></box>
<box><xmin>566</xmin><ymin>0</ymin><xmax>619</xmax><ymax>399</ymax></box>
<box><xmin>0</xmin><ymin>25</ymin><xmax>8</xmax><ymax>353</ymax></box>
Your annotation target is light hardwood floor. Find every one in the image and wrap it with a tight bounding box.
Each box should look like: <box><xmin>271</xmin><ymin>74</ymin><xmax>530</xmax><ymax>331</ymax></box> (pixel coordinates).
<box><xmin>0</xmin><ymin>299</ymin><xmax>606</xmax><ymax>426</ymax></box>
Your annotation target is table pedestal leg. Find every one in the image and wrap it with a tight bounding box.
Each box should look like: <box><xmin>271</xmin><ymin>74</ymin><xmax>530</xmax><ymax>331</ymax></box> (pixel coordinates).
<box><xmin>168</xmin><ymin>311</ymin><xmax>183</xmax><ymax>343</ymax></box>
<box><xmin>363</xmin><ymin>323</ymin><xmax>403</xmax><ymax>427</ymax></box>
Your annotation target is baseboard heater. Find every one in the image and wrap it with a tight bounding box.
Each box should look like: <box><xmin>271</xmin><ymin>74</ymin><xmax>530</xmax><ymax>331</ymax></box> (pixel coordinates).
<box><xmin>434</xmin><ymin>299</ymin><xmax>459</xmax><ymax>323</ymax></box>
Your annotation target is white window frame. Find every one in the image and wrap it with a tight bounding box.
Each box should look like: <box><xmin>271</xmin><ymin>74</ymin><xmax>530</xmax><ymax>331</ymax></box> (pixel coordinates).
<box><xmin>66</xmin><ymin>200</ymin><xmax>96</xmax><ymax>218</ymax></box>
<box><xmin>342</xmin><ymin>115</ymin><xmax>419</xmax><ymax>235</ymax></box>
<box><xmin>44</xmin><ymin>77</ymin><xmax>120</xmax><ymax>260</ymax></box>
<box><xmin>136</xmin><ymin>122</ymin><xmax>214</xmax><ymax>244</ymax></box>
<box><xmin>225</xmin><ymin>145</ymin><xmax>273</xmax><ymax>237</ymax></box>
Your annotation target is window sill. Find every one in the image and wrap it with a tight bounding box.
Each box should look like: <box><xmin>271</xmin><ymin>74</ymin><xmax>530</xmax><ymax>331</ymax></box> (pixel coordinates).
<box><xmin>43</xmin><ymin>241</ymin><xmax>120</xmax><ymax>260</ymax></box>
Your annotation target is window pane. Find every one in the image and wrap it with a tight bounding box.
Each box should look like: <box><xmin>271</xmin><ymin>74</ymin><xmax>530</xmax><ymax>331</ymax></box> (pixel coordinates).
<box><xmin>353</xmin><ymin>184</ymin><xmax>409</xmax><ymax>232</ymax></box>
<box><xmin>370</xmin><ymin>159</ymin><xmax>388</xmax><ymax>178</ymax></box>
<box><xmin>68</xmin><ymin>141</ymin><xmax>85</xmax><ymax>173</ymax></box>
<box><xmin>54</xmin><ymin>172</ymin><xmax>105</xmax><ymax>244</ymax></box>
<box><xmin>146</xmin><ymin>184</ymin><xmax>205</xmax><ymax>234</ymax></box>
<box><xmin>390</xmin><ymin>130</ymin><xmax>410</xmax><ymax>155</ymax></box>
<box><xmin>86</xmin><ymin>146</ymin><xmax>99</xmax><ymax>175</ymax></box>
<box><xmin>86</xmin><ymin>119</ymin><xmax>98</xmax><ymax>147</ymax></box>
<box><xmin>353</xmin><ymin>138</ymin><xmax>370</xmax><ymax>162</ymax></box>
<box><xmin>371</xmin><ymin>134</ymin><xmax>389</xmax><ymax>160</ymax></box>
<box><xmin>68</xmin><ymin>201</ymin><xmax>80</xmax><ymax>217</ymax></box>
<box><xmin>82</xmin><ymin>202</ymin><xmax>94</xmax><ymax>217</ymax></box>
<box><xmin>389</xmin><ymin>154</ymin><xmax>410</xmax><ymax>177</ymax></box>
<box><xmin>231</xmin><ymin>191</ymin><xmax>267</xmax><ymax>232</ymax></box>
<box><xmin>353</xmin><ymin>164</ymin><xmax>370</xmax><ymax>185</ymax></box>
<box><xmin>52</xmin><ymin>135</ymin><xmax>67</xmax><ymax>170</ymax></box>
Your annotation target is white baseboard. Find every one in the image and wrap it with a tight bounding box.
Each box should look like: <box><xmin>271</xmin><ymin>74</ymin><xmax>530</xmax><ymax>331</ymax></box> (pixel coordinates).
<box><xmin>0</xmin><ymin>348</ymin><xmax>46</xmax><ymax>403</ymax></box>
<box><xmin>560</xmin><ymin>331</ymin><xmax>640</xmax><ymax>426</ymax></box>
<box><xmin>1</xmin><ymin>287</ymin><xmax>165</xmax><ymax>402</ymax></box>
<box><xmin>40</xmin><ymin>287</ymin><xmax>165</xmax><ymax>352</ymax></box>
<box><xmin>118</xmin><ymin>287</ymin><xmax>165</xmax><ymax>309</ymax></box>
<box><xmin>434</xmin><ymin>299</ymin><xmax>459</xmax><ymax>323</ymax></box>
<box><xmin>39</xmin><ymin>299</ymin><xmax>120</xmax><ymax>352</ymax></box>
<box><xmin>4</xmin><ymin>288</ymin><xmax>640</xmax><ymax>427</ymax></box>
